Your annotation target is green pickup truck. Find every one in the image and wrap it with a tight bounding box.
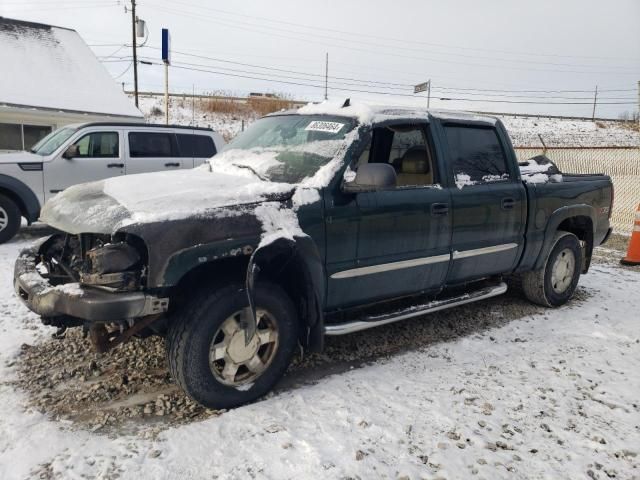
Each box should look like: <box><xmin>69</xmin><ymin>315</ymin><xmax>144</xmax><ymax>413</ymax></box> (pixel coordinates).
<box><xmin>14</xmin><ymin>104</ymin><xmax>613</xmax><ymax>408</ymax></box>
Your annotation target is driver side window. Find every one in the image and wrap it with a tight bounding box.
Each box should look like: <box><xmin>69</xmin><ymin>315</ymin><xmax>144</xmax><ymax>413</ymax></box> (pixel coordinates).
<box><xmin>356</xmin><ymin>124</ymin><xmax>436</xmax><ymax>187</ymax></box>
<box><xmin>73</xmin><ymin>132</ymin><xmax>119</xmax><ymax>158</ymax></box>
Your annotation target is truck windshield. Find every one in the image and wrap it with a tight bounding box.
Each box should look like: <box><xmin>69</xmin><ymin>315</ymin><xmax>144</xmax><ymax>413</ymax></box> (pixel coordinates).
<box><xmin>212</xmin><ymin>114</ymin><xmax>356</xmax><ymax>183</ymax></box>
<box><xmin>30</xmin><ymin>127</ymin><xmax>78</xmax><ymax>156</ymax></box>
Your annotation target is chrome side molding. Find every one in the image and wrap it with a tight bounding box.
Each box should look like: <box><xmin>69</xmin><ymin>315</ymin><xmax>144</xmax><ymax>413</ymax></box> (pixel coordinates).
<box><xmin>452</xmin><ymin>243</ymin><xmax>518</xmax><ymax>260</ymax></box>
<box><xmin>324</xmin><ymin>282</ymin><xmax>508</xmax><ymax>336</ymax></box>
<box><xmin>330</xmin><ymin>254</ymin><xmax>450</xmax><ymax>279</ymax></box>
<box><xmin>330</xmin><ymin>243</ymin><xmax>519</xmax><ymax>280</ymax></box>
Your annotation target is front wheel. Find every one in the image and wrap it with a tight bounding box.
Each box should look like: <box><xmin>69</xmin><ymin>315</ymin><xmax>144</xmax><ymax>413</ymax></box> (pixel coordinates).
<box><xmin>166</xmin><ymin>282</ymin><xmax>299</xmax><ymax>409</ymax></box>
<box><xmin>522</xmin><ymin>231</ymin><xmax>583</xmax><ymax>307</ymax></box>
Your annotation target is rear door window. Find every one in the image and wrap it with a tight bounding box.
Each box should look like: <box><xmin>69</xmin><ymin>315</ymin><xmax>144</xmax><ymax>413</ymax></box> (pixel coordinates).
<box><xmin>128</xmin><ymin>132</ymin><xmax>176</xmax><ymax>157</ymax></box>
<box><xmin>443</xmin><ymin>125</ymin><xmax>510</xmax><ymax>186</ymax></box>
<box><xmin>176</xmin><ymin>134</ymin><xmax>216</xmax><ymax>158</ymax></box>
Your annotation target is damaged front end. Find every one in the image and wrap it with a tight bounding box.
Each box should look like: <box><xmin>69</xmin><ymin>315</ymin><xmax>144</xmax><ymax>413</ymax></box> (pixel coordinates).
<box><xmin>40</xmin><ymin>233</ymin><xmax>145</xmax><ymax>291</ymax></box>
<box><xmin>14</xmin><ymin>233</ymin><xmax>169</xmax><ymax>353</ymax></box>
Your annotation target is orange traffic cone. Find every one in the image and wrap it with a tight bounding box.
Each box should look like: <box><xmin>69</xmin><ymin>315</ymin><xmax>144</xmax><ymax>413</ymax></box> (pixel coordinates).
<box><xmin>621</xmin><ymin>204</ymin><xmax>640</xmax><ymax>266</ymax></box>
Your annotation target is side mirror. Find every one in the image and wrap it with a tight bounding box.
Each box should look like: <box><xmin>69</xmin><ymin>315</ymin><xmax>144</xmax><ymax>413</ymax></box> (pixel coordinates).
<box><xmin>342</xmin><ymin>163</ymin><xmax>397</xmax><ymax>193</ymax></box>
<box><xmin>62</xmin><ymin>144</ymin><xmax>79</xmax><ymax>159</ymax></box>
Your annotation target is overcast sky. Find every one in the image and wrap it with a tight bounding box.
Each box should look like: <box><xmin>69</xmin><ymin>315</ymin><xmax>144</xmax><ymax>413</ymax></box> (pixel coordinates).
<box><xmin>2</xmin><ymin>0</ymin><xmax>639</xmax><ymax>118</ymax></box>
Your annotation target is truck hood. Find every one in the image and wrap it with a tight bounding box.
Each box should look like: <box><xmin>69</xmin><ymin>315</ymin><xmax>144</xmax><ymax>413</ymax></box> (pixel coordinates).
<box><xmin>40</xmin><ymin>167</ymin><xmax>296</xmax><ymax>235</ymax></box>
<box><xmin>0</xmin><ymin>151</ymin><xmax>43</xmax><ymax>164</ymax></box>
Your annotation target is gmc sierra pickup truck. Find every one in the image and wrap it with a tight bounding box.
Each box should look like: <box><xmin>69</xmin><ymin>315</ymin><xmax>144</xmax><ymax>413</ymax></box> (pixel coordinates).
<box><xmin>14</xmin><ymin>103</ymin><xmax>613</xmax><ymax>409</ymax></box>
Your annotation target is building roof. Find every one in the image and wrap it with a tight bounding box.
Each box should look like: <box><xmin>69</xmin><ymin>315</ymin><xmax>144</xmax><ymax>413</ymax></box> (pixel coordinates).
<box><xmin>0</xmin><ymin>17</ymin><xmax>142</xmax><ymax>119</ymax></box>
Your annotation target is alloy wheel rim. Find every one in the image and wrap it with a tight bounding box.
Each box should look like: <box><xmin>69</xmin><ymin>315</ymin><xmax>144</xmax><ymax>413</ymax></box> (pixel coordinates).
<box><xmin>0</xmin><ymin>206</ymin><xmax>8</xmax><ymax>231</ymax></box>
<box><xmin>551</xmin><ymin>248</ymin><xmax>576</xmax><ymax>294</ymax></box>
<box><xmin>209</xmin><ymin>308</ymin><xmax>279</xmax><ymax>387</ymax></box>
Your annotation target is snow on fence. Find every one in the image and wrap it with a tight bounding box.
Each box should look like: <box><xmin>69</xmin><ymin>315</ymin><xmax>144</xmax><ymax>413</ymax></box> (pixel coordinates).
<box><xmin>515</xmin><ymin>147</ymin><xmax>640</xmax><ymax>234</ymax></box>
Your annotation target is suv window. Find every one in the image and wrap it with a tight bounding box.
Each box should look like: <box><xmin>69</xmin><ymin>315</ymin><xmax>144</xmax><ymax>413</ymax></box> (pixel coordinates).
<box><xmin>129</xmin><ymin>132</ymin><xmax>176</xmax><ymax>157</ymax></box>
<box><xmin>176</xmin><ymin>134</ymin><xmax>216</xmax><ymax>158</ymax></box>
<box><xmin>73</xmin><ymin>132</ymin><xmax>119</xmax><ymax>158</ymax></box>
<box><xmin>357</xmin><ymin>124</ymin><xmax>436</xmax><ymax>187</ymax></box>
<box><xmin>443</xmin><ymin>125</ymin><xmax>510</xmax><ymax>185</ymax></box>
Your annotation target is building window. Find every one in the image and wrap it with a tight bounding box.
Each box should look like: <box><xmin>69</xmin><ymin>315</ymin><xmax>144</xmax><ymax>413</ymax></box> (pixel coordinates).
<box><xmin>23</xmin><ymin>125</ymin><xmax>54</xmax><ymax>150</ymax></box>
<box><xmin>0</xmin><ymin>123</ymin><xmax>23</xmax><ymax>151</ymax></box>
<box><xmin>0</xmin><ymin>122</ymin><xmax>53</xmax><ymax>151</ymax></box>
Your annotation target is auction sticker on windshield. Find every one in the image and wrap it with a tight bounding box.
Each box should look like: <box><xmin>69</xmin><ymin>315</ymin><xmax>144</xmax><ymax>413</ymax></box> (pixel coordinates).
<box><xmin>305</xmin><ymin>121</ymin><xmax>345</xmax><ymax>134</ymax></box>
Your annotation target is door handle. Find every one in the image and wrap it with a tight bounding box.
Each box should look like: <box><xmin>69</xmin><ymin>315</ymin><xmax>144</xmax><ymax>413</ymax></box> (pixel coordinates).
<box><xmin>430</xmin><ymin>203</ymin><xmax>449</xmax><ymax>217</ymax></box>
<box><xmin>501</xmin><ymin>197</ymin><xmax>516</xmax><ymax>210</ymax></box>
<box><xmin>164</xmin><ymin>162</ymin><xmax>180</xmax><ymax>167</ymax></box>
<box><xmin>107</xmin><ymin>163</ymin><xmax>124</xmax><ymax>168</ymax></box>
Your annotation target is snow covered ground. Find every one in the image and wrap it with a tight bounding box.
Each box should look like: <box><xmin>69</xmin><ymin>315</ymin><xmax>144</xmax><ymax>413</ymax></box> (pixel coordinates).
<box><xmin>0</xmin><ymin>229</ymin><xmax>639</xmax><ymax>479</ymax></box>
<box><xmin>135</xmin><ymin>94</ymin><xmax>640</xmax><ymax>147</ymax></box>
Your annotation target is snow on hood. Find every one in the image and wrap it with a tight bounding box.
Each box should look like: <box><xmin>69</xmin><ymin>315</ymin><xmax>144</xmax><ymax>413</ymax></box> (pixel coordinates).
<box><xmin>40</xmin><ymin>167</ymin><xmax>296</xmax><ymax>234</ymax></box>
<box><xmin>0</xmin><ymin>151</ymin><xmax>43</xmax><ymax>164</ymax></box>
<box><xmin>40</xmin><ymin>127</ymin><xmax>361</xmax><ymax>245</ymax></box>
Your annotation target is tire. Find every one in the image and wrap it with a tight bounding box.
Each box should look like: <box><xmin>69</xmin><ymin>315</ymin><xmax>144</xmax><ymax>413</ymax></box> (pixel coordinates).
<box><xmin>522</xmin><ymin>231</ymin><xmax>583</xmax><ymax>307</ymax></box>
<box><xmin>0</xmin><ymin>194</ymin><xmax>21</xmax><ymax>244</ymax></box>
<box><xmin>166</xmin><ymin>281</ymin><xmax>299</xmax><ymax>409</ymax></box>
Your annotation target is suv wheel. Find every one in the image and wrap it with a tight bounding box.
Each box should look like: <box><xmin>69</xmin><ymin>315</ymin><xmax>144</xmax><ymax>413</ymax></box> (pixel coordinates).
<box><xmin>522</xmin><ymin>231</ymin><xmax>583</xmax><ymax>307</ymax></box>
<box><xmin>166</xmin><ymin>282</ymin><xmax>299</xmax><ymax>409</ymax></box>
<box><xmin>0</xmin><ymin>194</ymin><xmax>21</xmax><ymax>244</ymax></box>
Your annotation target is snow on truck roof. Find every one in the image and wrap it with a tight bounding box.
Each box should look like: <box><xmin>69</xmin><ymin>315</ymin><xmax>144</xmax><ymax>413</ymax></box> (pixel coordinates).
<box><xmin>271</xmin><ymin>101</ymin><xmax>498</xmax><ymax>126</ymax></box>
<box><xmin>0</xmin><ymin>17</ymin><xmax>142</xmax><ymax>119</ymax></box>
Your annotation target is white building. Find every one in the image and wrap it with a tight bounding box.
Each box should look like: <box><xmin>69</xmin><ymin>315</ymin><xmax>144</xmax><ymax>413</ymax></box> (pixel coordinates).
<box><xmin>0</xmin><ymin>17</ymin><xmax>143</xmax><ymax>152</ymax></box>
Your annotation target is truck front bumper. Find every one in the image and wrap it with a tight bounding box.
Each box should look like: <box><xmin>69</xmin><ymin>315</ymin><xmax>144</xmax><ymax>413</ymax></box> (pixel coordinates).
<box><xmin>14</xmin><ymin>244</ymin><xmax>168</xmax><ymax>323</ymax></box>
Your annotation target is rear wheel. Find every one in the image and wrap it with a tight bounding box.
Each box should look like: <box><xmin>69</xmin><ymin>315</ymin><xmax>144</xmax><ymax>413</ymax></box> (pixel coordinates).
<box><xmin>166</xmin><ymin>282</ymin><xmax>299</xmax><ymax>409</ymax></box>
<box><xmin>0</xmin><ymin>194</ymin><xmax>21</xmax><ymax>244</ymax></box>
<box><xmin>522</xmin><ymin>231</ymin><xmax>582</xmax><ymax>307</ymax></box>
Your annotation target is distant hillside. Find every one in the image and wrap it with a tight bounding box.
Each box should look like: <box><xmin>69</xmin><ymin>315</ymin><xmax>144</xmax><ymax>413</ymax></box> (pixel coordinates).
<box><xmin>134</xmin><ymin>94</ymin><xmax>640</xmax><ymax>147</ymax></box>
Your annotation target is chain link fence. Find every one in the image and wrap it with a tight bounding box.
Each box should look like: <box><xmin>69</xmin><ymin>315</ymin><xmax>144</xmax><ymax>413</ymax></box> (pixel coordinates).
<box><xmin>514</xmin><ymin>147</ymin><xmax>640</xmax><ymax>234</ymax></box>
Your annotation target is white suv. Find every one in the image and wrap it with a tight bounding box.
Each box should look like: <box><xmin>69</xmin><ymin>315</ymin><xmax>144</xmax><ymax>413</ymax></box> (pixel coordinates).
<box><xmin>0</xmin><ymin>122</ymin><xmax>225</xmax><ymax>243</ymax></box>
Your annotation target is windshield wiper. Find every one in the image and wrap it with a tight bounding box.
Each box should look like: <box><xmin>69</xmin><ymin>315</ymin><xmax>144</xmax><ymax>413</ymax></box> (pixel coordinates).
<box><xmin>230</xmin><ymin>163</ymin><xmax>268</xmax><ymax>181</ymax></box>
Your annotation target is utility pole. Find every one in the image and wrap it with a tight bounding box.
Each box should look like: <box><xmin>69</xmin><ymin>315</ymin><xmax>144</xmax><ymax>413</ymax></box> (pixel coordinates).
<box><xmin>324</xmin><ymin>52</ymin><xmax>328</xmax><ymax>100</ymax></box>
<box><xmin>164</xmin><ymin>63</ymin><xmax>169</xmax><ymax>124</ymax></box>
<box><xmin>131</xmin><ymin>0</ymin><xmax>139</xmax><ymax>107</ymax></box>
<box><xmin>591</xmin><ymin>85</ymin><xmax>598</xmax><ymax>121</ymax></box>
<box><xmin>427</xmin><ymin>79</ymin><xmax>431</xmax><ymax>109</ymax></box>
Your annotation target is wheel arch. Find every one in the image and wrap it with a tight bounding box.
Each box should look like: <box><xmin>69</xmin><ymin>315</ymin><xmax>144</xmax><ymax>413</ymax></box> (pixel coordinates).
<box><xmin>535</xmin><ymin>205</ymin><xmax>595</xmax><ymax>273</ymax></box>
<box><xmin>247</xmin><ymin>237</ymin><xmax>325</xmax><ymax>352</ymax></box>
<box><xmin>168</xmin><ymin>236</ymin><xmax>326</xmax><ymax>352</ymax></box>
<box><xmin>0</xmin><ymin>174</ymin><xmax>41</xmax><ymax>223</ymax></box>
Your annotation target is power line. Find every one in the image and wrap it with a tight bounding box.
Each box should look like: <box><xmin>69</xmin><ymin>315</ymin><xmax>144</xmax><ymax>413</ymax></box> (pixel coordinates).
<box><xmin>149</xmin><ymin>4</ymin><xmax>640</xmax><ymax>76</ymax></box>
<box><xmin>130</xmin><ymin>60</ymin><xmax>638</xmax><ymax>106</ymax></box>
<box><xmin>144</xmin><ymin>47</ymin><xmax>415</xmax><ymax>88</ymax></box>
<box><xmin>99</xmin><ymin>53</ymin><xmax>638</xmax><ymax>101</ymax></box>
<box><xmin>146</xmin><ymin>0</ymin><xmax>640</xmax><ymax>64</ymax></box>
<box><xmin>437</xmin><ymin>97</ymin><xmax>636</xmax><ymax>105</ymax></box>
<box><xmin>101</xmin><ymin>48</ymin><xmax>637</xmax><ymax>99</ymax></box>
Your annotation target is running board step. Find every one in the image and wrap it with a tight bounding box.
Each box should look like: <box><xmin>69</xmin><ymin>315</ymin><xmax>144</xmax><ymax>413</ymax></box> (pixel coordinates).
<box><xmin>324</xmin><ymin>282</ymin><xmax>508</xmax><ymax>336</ymax></box>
